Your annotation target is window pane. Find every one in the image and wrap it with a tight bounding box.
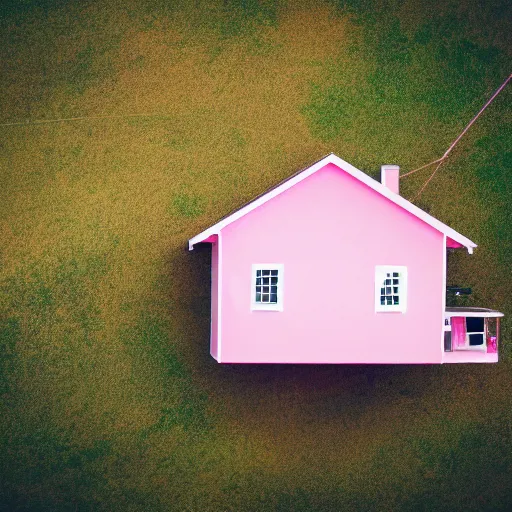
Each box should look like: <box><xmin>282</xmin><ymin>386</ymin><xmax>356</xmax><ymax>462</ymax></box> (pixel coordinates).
<box><xmin>262</xmin><ymin>270</ymin><xmax>270</xmax><ymax>276</ymax></box>
<box><xmin>271</xmin><ymin>277</ymin><xmax>278</xmax><ymax>285</ymax></box>
<box><xmin>256</xmin><ymin>277</ymin><xmax>261</xmax><ymax>285</ymax></box>
<box><xmin>255</xmin><ymin>292</ymin><xmax>261</xmax><ymax>302</ymax></box>
<box><xmin>393</xmin><ymin>279</ymin><xmax>399</xmax><ymax>285</ymax></box>
<box><xmin>380</xmin><ymin>297</ymin><xmax>385</xmax><ymax>305</ymax></box>
<box><xmin>270</xmin><ymin>285</ymin><xmax>277</xmax><ymax>294</ymax></box>
<box><xmin>386</xmin><ymin>297</ymin><xmax>392</xmax><ymax>305</ymax></box>
<box><xmin>385</xmin><ymin>279</ymin><xmax>391</xmax><ymax>285</ymax></box>
<box><xmin>263</xmin><ymin>277</ymin><xmax>269</xmax><ymax>285</ymax></box>
<box><xmin>466</xmin><ymin>317</ymin><xmax>484</xmax><ymax>333</ymax></box>
<box><xmin>380</xmin><ymin>287</ymin><xmax>385</xmax><ymax>295</ymax></box>
<box><xmin>386</xmin><ymin>273</ymin><xmax>391</xmax><ymax>277</ymax></box>
<box><xmin>469</xmin><ymin>333</ymin><xmax>484</xmax><ymax>346</ymax></box>
<box><xmin>271</xmin><ymin>270</ymin><xmax>278</xmax><ymax>276</ymax></box>
<box><xmin>262</xmin><ymin>293</ymin><xmax>269</xmax><ymax>302</ymax></box>
<box><xmin>393</xmin><ymin>296</ymin><xmax>399</xmax><ymax>305</ymax></box>
<box><xmin>393</xmin><ymin>287</ymin><xmax>399</xmax><ymax>294</ymax></box>
<box><xmin>393</xmin><ymin>272</ymin><xmax>399</xmax><ymax>277</ymax></box>
<box><xmin>256</xmin><ymin>270</ymin><xmax>261</xmax><ymax>277</ymax></box>
<box><xmin>270</xmin><ymin>293</ymin><xmax>277</xmax><ymax>303</ymax></box>
<box><xmin>386</xmin><ymin>287</ymin><xmax>391</xmax><ymax>294</ymax></box>
<box><xmin>263</xmin><ymin>286</ymin><xmax>269</xmax><ymax>293</ymax></box>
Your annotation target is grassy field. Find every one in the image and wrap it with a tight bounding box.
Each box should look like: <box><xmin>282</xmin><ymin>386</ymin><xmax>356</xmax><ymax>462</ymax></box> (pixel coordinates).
<box><xmin>1</xmin><ymin>0</ymin><xmax>511</xmax><ymax>510</ymax></box>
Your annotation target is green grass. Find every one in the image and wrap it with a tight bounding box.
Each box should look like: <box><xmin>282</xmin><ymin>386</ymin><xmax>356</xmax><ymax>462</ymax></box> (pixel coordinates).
<box><xmin>1</xmin><ymin>0</ymin><xmax>511</xmax><ymax>510</ymax></box>
<box><xmin>170</xmin><ymin>192</ymin><xmax>205</xmax><ymax>218</ymax></box>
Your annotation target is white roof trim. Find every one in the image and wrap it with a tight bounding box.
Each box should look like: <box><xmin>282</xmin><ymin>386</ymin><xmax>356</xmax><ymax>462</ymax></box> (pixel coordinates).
<box><xmin>188</xmin><ymin>154</ymin><xmax>477</xmax><ymax>252</ymax></box>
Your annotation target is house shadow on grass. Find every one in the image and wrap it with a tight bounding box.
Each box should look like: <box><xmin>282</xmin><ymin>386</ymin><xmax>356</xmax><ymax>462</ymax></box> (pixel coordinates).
<box><xmin>164</xmin><ymin>243</ymin><xmax>480</xmax><ymax>428</ymax></box>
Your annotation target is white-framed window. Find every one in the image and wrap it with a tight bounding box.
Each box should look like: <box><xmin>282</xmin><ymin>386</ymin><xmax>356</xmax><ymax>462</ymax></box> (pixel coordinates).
<box><xmin>375</xmin><ymin>265</ymin><xmax>407</xmax><ymax>313</ymax></box>
<box><xmin>251</xmin><ymin>264</ymin><xmax>284</xmax><ymax>311</ymax></box>
<box><xmin>457</xmin><ymin>317</ymin><xmax>487</xmax><ymax>351</ymax></box>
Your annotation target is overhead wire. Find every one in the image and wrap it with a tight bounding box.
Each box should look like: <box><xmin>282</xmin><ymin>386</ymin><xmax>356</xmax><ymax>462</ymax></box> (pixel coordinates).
<box><xmin>0</xmin><ymin>112</ymin><xmax>169</xmax><ymax>127</ymax></box>
<box><xmin>400</xmin><ymin>73</ymin><xmax>511</xmax><ymax>200</ymax></box>
<box><xmin>0</xmin><ymin>75</ymin><xmax>509</xmax><ymax>202</ymax></box>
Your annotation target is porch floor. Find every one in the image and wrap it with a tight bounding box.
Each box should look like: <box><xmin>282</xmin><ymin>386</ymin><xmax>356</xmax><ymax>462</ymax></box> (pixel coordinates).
<box><xmin>442</xmin><ymin>351</ymin><xmax>498</xmax><ymax>364</ymax></box>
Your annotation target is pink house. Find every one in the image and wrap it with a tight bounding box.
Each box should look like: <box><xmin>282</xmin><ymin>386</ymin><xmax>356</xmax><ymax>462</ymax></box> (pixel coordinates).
<box><xmin>188</xmin><ymin>154</ymin><xmax>503</xmax><ymax>364</ymax></box>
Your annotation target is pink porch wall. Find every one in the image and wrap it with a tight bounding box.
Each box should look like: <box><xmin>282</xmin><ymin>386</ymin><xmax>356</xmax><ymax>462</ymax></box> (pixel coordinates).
<box><xmin>210</xmin><ymin>239</ymin><xmax>219</xmax><ymax>361</ymax></box>
<box><xmin>219</xmin><ymin>163</ymin><xmax>445</xmax><ymax>364</ymax></box>
<box><xmin>446</xmin><ymin>238</ymin><xmax>464</xmax><ymax>249</ymax></box>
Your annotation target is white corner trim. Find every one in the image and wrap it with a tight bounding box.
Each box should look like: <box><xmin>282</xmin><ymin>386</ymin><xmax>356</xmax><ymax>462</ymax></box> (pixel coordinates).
<box><xmin>375</xmin><ymin>265</ymin><xmax>408</xmax><ymax>313</ymax></box>
<box><xmin>188</xmin><ymin>154</ymin><xmax>477</xmax><ymax>252</ymax></box>
<box><xmin>442</xmin><ymin>235</ymin><xmax>447</xmax><ymax>355</ymax></box>
<box><xmin>251</xmin><ymin>263</ymin><xmax>284</xmax><ymax>312</ymax></box>
<box><xmin>217</xmin><ymin>232</ymin><xmax>223</xmax><ymax>363</ymax></box>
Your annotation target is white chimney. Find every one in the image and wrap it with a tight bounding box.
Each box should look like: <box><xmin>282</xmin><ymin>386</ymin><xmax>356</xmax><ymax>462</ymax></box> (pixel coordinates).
<box><xmin>381</xmin><ymin>164</ymin><xmax>400</xmax><ymax>195</ymax></box>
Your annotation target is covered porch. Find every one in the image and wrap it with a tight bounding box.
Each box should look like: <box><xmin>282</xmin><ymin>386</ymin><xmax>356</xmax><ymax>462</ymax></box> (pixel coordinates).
<box><xmin>443</xmin><ymin>307</ymin><xmax>504</xmax><ymax>363</ymax></box>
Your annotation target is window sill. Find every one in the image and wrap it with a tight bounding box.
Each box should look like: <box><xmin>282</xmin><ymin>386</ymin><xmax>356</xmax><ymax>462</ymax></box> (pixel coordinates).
<box><xmin>251</xmin><ymin>304</ymin><xmax>283</xmax><ymax>312</ymax></box>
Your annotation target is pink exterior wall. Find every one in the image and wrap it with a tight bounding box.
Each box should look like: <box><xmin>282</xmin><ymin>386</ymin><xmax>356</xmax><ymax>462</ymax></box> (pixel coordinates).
<box><xmin>210</xmin><ymin>238</ymin><xmax>219</xmax><ymax>361</ymax></box>
<box><xmin>218</xmin><ymin>163</ymin><xmax>445</xmax><ymax>363</ymax></box>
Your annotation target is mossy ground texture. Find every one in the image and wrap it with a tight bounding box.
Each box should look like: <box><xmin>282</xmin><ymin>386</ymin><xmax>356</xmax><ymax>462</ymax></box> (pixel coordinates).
<box><xmin>1</xmin><ymin>0</ymin><xmax>511</xmax><ymax>510</ymax></box>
